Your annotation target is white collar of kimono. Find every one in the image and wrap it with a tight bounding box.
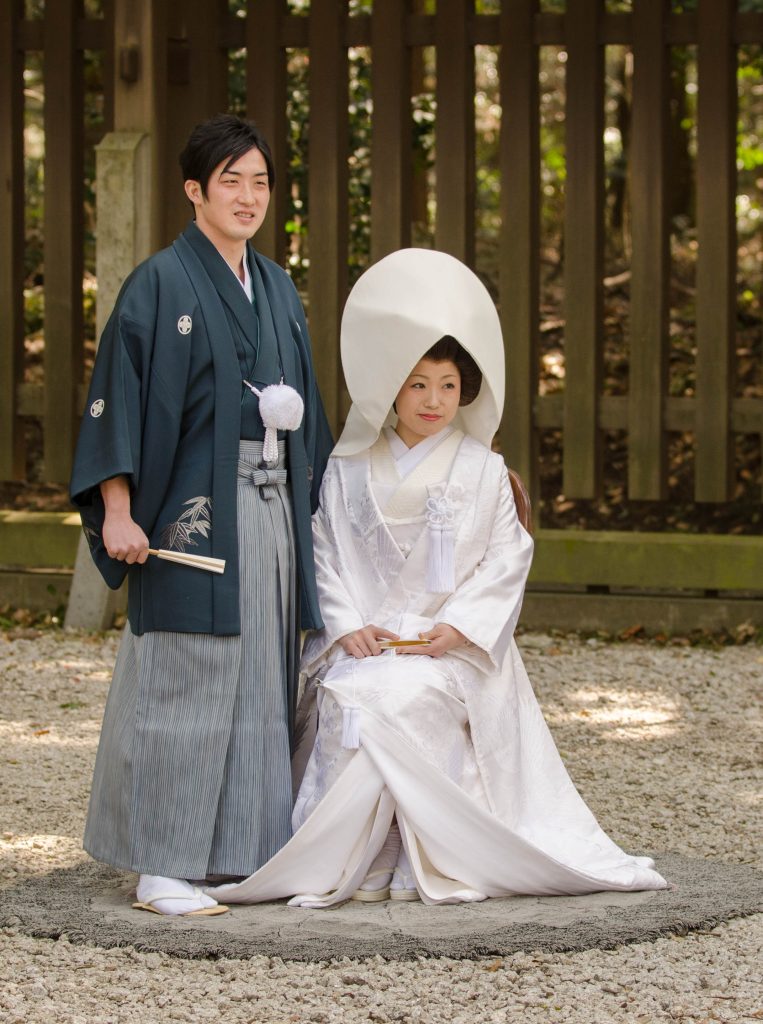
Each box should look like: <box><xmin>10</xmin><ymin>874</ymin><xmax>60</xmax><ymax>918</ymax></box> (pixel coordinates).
<box><xmin>227</xmin><ymin>250</ymin><xmax>253</xmax><ymax>302</ymax></box>
<box><xmin>333</xmin><ymin>248</ymin><xmax>505</xmax><ymax>456</ymax></box>
<box><xmin>383</xmin><ymin>425</ymin><xmax>454</xmax><ymax>479</ymax></box>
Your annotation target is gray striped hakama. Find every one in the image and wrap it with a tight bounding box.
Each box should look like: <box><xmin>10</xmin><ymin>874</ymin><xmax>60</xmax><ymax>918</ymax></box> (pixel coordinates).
<box><xmin>83</xmin><ymin>440</ymin><xmax>298</xmax><ymax>879</ymax></box>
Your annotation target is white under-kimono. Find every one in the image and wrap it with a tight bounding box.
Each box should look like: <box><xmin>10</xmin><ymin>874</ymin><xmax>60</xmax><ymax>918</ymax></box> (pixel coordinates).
<box><xmin>212</xmin><ymin>425</ymin><xmax>667</xmax><ymax>907</ymax></box>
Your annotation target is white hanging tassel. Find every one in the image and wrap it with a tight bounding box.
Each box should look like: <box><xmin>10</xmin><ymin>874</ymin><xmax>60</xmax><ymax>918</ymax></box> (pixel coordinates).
<box><xmin>342</xmin><ymin>706</ymin><xmax>361</xmax><ymax>749</ymax></box>
<box><xmin>243</xmin><ymin>379</ymin><xmax>304</xmax><ymax>464</ymax></box>
<box><xmin>425</xmin><ymin>494</ymin><xmax>457</xmax><ymax>593</ymax></box>
<box><xmin>427</xmin><ymin>524</ymin><xmax>455</xmax><ymax>593</ymax></box>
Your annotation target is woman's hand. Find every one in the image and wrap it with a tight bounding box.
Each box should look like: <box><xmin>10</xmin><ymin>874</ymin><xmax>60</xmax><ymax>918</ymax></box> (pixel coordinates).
<box><xmin>398</xmin><ymin>622</ymin><xmax>467</xmax><ymax>659</ymax></box>
<box><xmin>338</xmin><ymin>625</ymin><xmax>399</xmax><ymax>660</ymax></box>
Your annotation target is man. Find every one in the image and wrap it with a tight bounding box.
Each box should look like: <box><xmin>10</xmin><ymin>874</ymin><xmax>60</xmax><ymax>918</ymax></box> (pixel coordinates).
<box><xmin>70</xmin><ymin>115</ymin><xmax>333</xmax><ymax>916</ymax></box>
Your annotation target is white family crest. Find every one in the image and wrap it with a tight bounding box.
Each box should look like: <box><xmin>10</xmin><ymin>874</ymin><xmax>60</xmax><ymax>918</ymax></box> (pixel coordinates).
<box><xmin>90</xmin><ymin>398</ymin><xmax>105</xmax><ymax>418</ymax></box>
<box><xmin>177</xmin><ymin>314</ymin><xmax>192</xmax><ymax>335</ymax></box>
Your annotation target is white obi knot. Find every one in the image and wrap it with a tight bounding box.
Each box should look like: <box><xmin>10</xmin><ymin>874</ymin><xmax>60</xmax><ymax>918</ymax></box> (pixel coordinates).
<box><xmin>425</xmin><ymin>483</ymin><xmax>462</xmax><ymax>593</ymax></box>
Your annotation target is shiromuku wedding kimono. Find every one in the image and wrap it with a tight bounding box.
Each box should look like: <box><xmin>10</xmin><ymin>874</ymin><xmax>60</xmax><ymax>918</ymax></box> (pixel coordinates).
<box><xmin>212</xmin><ymin>249</ymin><xmax>667</xmax><ymax>907</ymax></box>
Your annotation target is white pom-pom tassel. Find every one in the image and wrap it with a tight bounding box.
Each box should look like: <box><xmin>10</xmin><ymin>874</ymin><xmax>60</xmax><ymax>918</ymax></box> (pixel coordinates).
<box><xmin>243</xmin><ymin>379</ymin><xmax>304</xmax><ymax>464</ymax></box>
<box><xmin>341</xmin><ymin>706</ymin><xmax>361</xmax><ymax>749</ymax></box>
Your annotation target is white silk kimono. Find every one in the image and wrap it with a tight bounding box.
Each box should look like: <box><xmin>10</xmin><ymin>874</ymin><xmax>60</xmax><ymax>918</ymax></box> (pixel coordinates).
<box><xmin>213</xmin><ymin>429</ymin><xmax>667</xmax><ymax>907</ymax></box>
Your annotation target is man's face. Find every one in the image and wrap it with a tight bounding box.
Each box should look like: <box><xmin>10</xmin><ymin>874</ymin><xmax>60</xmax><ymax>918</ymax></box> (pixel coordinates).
<box><xmin>184</xmin><ymin>147</ymin><xmax>271</xmax><ymax>251</ymax></box>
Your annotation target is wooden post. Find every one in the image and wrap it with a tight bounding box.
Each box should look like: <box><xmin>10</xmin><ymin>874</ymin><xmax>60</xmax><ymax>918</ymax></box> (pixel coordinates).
<box><xmin>499</xmin><ymin>0</ymin><xmax>540</xmax><ymax>506</ymax></box>
<box><xmin>0</xmin><ymin>0</ymin><xmax>26</xmax><ymax>480</ymax></box>
<box><xmin>370</xmin><ymin>0</ymin><xmax>411</xmax><ymax>262</ymax></box>
<box><xmin>695</xmin><ymin>0</ymin><xmax>736</xmax><ymax>502</ymax></box>
<box><xmin>111</xmin><ymin>0</ymin><xmax>166</xmax><ymax>252</ymax></box>
<box><xmin>434</xmin><ymin>0</ymin><xmax>474</xmax><ymax>263</ymax></box>
<box><xmin>307</xmin><ymin>0</ymin><xmax>348</xmax><ymax>433</ymax></box>
<box><xmin>247</xmin><ymin>0</ymin><xmax>287</xmax><ymax>264</ymax></box>
<box><xmin>66</xmin><ymin>0</ymin><xmax>163</xmax><ymax>629</ymax></box>
<box><xmin>628</xmin><ymin>0</ymin><xmax>670</xmax><ymax>500</ymax></box>
<box><xmin>43</xmin><ymin>0</ymin><xmax>84</xmax><ymax>483</ymax></box>
<box><xmin>563</xmin><ymin>0</ymin><xmax>603</xmax><ymax>499</ymax></box>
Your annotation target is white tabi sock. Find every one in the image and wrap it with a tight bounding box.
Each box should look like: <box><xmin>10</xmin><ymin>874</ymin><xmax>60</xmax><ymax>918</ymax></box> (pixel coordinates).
<box><xmin>358</xmin><ymin>822</ymin><xmax>402</xmax><ymax>892</ymax></box>
<box><xmin>136</xmin><ymin>874</ymin><xmax>220</xmax><ymax>916</ymax></box>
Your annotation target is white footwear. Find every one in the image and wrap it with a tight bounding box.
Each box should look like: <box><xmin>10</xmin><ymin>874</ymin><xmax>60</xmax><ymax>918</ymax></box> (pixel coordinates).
<box><xmin>351</xmin><ymin>823</ymin><xmax>402</xmax><ymax>902</ymax></box>
<box><xmin>133</xmin><ymin>874</ymin><xmax>229</xmax><ymax>916</ymax></box>
<box><xmin>389</xmin><ymin>847</ymin><xmax>420</xmax><ymax>902</ymax></box>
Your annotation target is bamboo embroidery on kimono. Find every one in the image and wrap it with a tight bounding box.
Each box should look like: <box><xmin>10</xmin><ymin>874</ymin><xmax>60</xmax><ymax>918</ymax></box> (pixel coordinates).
<box><xmin>159</xmin><ymin>496</ymin><xmax>212</xmax><ymax>552</ymax></box>
<box><xmin>82</xmin><ymin>524</ymin><xmax>100</xmax><ymax>550</ymax></box>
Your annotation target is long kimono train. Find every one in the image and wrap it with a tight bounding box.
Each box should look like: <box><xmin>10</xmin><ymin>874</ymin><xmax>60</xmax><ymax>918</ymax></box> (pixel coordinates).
<box><xmin>84</xmin><ymin>441</ymin><xmax>298</xmax><ymax>879</ymax></box>
<box><xmin>211</xmin><ymin>430</ymin><xmax>668</xmax><ymax>906</ymax></box>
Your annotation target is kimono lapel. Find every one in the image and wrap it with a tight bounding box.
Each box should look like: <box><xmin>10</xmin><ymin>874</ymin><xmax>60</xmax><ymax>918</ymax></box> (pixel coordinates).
<box><xmin>183</xmin><ymin>221</ymin><xmax>260</xmax><ymax>348</ymax></box>
<box><xmin>375</xmin><ymin>434</ymin><xmax>489</xmax><ymax>613</ymax></box>
<box><xmin>248</xmin><ymin>256</ymin><xmax>281</xmax><ymax>385</ymax></box>
<box><xmin>173</xmin><ymin>230</ymin><xmax>242</xmax><ymax>630</ymax></box>
<box><xmin>251</xmin><ymin>247</ymin><xmax>299</xmax><ymax>387</ymax></box>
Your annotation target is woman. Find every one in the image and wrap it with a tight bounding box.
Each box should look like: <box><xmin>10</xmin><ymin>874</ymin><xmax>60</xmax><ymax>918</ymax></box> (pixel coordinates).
<box><xmin>211</xmin><ymin>248</ymin><xmax>667</xmax><ymax>908</ymax></box>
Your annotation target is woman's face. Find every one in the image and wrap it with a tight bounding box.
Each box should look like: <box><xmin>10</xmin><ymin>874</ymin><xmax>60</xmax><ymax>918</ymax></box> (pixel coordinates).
<box><xmin>393</xmin><ymin>358</ymin><xmax>462</xmax><ymax>448</ymax></box>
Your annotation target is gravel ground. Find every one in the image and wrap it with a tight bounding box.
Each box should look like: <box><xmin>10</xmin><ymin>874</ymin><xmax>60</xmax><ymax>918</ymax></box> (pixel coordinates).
<box><xmin>1</xmin><ymin>628</ymin><xmax>761</xmax><ymax>1023</ymax></box>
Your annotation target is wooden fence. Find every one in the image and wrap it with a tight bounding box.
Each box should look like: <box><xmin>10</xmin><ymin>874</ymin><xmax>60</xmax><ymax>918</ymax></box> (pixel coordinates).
<box><xmin>2</xmin><ymin>0</ymin><xmax>762</xmax><ymax>521</ymax></box>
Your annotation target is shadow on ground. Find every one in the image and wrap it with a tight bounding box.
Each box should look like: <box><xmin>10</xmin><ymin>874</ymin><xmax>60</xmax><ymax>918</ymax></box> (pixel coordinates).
<box><xmin>1</xmin><ymin>854</ymin><xmax>761</xmax><ymax>961</ymax></box>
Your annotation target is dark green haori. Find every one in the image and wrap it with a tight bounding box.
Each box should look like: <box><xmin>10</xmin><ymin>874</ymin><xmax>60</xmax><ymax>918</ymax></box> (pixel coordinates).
<box><xmin>70</xmin><ymin>221</ymin><xmax>333</xmax><ymax>636</ymax></box>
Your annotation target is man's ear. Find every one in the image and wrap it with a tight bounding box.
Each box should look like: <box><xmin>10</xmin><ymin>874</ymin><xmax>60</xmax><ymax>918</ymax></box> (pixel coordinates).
<box><xmin>184</xmin><ymin>179</ymin><xmax>202</xmax><ymax>205</ymax></box>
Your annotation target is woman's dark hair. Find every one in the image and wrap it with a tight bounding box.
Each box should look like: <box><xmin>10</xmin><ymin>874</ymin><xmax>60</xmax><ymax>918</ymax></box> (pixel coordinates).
<box><xmin>179</xmin><ymin>114</ymin><xmax>275</xmax><ymax>196</ymax></box>
<box><xmin>424</xmin><ymin>336</ymin><xmax>482</xmax><ymax>406</ymax></box>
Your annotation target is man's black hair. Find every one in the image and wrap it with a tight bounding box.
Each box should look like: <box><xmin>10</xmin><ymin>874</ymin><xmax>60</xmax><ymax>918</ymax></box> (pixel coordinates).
<box><xmin>179</xmin><ymin>114</ymin><xmax>275</xmax><ymax>195</ymax></box>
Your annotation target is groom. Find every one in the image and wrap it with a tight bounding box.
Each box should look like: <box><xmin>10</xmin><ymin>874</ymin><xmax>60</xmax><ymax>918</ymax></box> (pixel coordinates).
<box><xmin>70</xmin><ymin>114</ymin><xmax>332</xmax><ymax>915</ymax></box>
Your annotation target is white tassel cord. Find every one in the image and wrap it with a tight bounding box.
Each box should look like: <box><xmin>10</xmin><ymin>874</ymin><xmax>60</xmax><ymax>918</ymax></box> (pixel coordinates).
<box><xmin>426</xmin><ymin>524</ymin><xmax>455</xmax><ymax>593</ymax></box>
<box><xmin>424</xmin><ymin>492</ymin><xmax>457</xmax><ymax>593</ymax></box>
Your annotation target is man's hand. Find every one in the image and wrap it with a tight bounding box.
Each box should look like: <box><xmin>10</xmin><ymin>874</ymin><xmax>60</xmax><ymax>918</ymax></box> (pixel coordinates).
<box><xmin>338</xmin><ymin>625</ymin><xmax>400</xmax><ymax>659</ymax></box>
<box><xmin>398</xmin><ymin>622</ymin><xmax>467</xmax><ymax>659</ymax></box>
<box><xmin>100</xmin><ymin>476</ymin><xmax>149</xmax><ymax>564</ymax></box>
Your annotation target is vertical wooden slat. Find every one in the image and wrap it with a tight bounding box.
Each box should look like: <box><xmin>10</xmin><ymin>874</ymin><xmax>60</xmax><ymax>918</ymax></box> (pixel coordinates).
<box><xmin>434</xmin><ymin>0</ymin><xmax>474</xmax><ymax>263</ymax></box>
<box><xmin>0</xmin><ymin>0</ymin><xmax>26</xmax><ymax>480</ymax></box>
<box><xmin>101</xmin><ymin>0</ymin><xmax>115</xmax><ymax>134</ymax></box>
<box><xmin>307</xmin><ymin>0</ymin><xmax>348</xmax><ymax>432</ymax></box>
<box><xmin>498</xmin><ymin>0</ymin><xmax>540</xmax><ymax>501</ymax></box>
<box><xmin>43</xmin><ymin>0</ymin><xmax>84</xmax><ymax>482</ymax></box>
<box><xmin>248</xmin><ymin>0</ymin><xmax>288</xmax><ymax>264</ymax></box>
<box><xmin>628</xmin><ymin>0</ymin><xmax>670</xmax><ymax>500</ymax></box>
<box><xmin>695</xmin><ymin>0</ymin><xmax>736</xmax><ymax>502</ymax></box>
<box><xmin>370</xmin><ymin>0</ymin><xmax>411</xmax><ymax>262</ymax></box>
<box><xmin>164</xmin><ymin>0</ymin><xmax>229</xmax><ymax>245</ymax></box>
<box><xmin>563</xmin><ymin>0</ymin><xmax>603</xmax><ymax>499</ymax></box>
<box><xmin>112</xmin><ymin>0</ymin><xmax>166</xmax><ymax>254</ymax></box>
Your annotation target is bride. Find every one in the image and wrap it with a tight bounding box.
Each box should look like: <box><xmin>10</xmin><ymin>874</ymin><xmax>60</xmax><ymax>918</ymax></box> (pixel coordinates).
<box><xmin>211</xmin><ymin>248</ymin><xmax>667</xmax><ymax>908</ymax></box>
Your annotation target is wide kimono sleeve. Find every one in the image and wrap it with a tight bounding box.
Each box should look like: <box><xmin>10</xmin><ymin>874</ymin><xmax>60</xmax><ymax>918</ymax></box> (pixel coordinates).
<box><xmin>69</xmin><ymin>278</ymin><xmax>154</xmax><ymax>589</ymax></box>
<box><xmin>438</xmin><ymin>461</ymin><xmax>534</xmax><ymax>673</ymax></box>
<box><xmin>300</xmin><ymin>460</ymin><xmax>366</xmax><ymax>675</ymax></box>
